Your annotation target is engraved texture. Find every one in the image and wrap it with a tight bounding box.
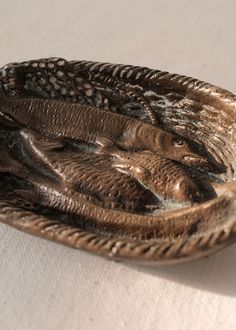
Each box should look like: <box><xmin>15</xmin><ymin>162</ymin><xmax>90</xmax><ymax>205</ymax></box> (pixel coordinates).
<box><xmin>0</xmin><ymin>57</ymin><xmax>235</xmax><ymax>264</ymax></box>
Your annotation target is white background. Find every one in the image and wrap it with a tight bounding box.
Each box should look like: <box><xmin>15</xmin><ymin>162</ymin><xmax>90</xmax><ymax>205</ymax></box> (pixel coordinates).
<box><xmin>1</xmin><ymin>1</ymin><xmax>236</xmax><ymax>329</ymax></box>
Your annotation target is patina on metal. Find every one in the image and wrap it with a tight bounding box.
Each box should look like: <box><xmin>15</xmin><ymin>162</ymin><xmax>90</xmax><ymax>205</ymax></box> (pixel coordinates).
<box><xmin>0</xmin><ymin>57</ymin><xmax>235</xmax><ymax>264</ymax></box>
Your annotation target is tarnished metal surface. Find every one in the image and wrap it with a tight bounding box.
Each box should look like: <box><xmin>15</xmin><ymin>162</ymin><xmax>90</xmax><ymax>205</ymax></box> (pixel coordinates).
<box><xmin>0</xmin><ymin>57</ymin><xmax>235</xmax><ymax>264</ymax></box>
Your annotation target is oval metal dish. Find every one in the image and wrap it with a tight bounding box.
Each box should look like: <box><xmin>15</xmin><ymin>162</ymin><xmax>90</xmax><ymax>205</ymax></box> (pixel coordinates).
<box><xmin>0</xmin><ymin>57</ymin><xmax>235</xmax><ymax>265</ymax></box>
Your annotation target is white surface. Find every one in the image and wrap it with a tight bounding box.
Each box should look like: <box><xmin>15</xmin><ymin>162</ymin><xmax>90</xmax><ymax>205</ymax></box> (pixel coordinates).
<box><xmin>0</xmin><ymin>1</ymin><xmax>236</xmax><ymax>329</ymax></box>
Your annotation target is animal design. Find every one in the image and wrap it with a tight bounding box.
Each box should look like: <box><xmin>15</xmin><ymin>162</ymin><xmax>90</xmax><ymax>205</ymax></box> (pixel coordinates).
<box><xmin>0</xmin><ymin>125</ymin><xmax>230</xmax><ymax>243</ymax></box>
<box><xmin>0</xmin><ymin>92</ymin><xmax>217</xmax><ymax>170</ymax></box>
<box><xmin>105</xmin><ymin>148</ymin><xmax>202</xmax><ymax>203</ymax></box>
<box><xmin>0</xmin><ymin>57</ymin><xmax>235</xmax><ymax>265</ymax></box>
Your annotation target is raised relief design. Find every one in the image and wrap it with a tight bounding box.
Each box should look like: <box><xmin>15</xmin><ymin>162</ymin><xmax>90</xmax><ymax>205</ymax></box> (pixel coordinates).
<box><xmin>0</xmin><ymin>57</ymin><xmax>235</xmax><ymax>264</ymax></box>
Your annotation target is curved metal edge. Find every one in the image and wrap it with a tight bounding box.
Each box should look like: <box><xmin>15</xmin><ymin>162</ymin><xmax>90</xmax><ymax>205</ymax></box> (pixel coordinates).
<box><xmin>68</xmin><ymin>58</ymin><xmax>236</xmax><ymax>109</ymax></box>
<box><xmin>1</xmin><ymin>199</ymin><xmax>236</xmax><ymax>265</ymax></box>
<box><xmin>2</xmin><ymin>57</ymin><xmax>236</xmax><ymax>108</ymax></box>
<box><xmin>0</xmin><ymin>58</ymin><xmax>236</xmax><ymax>264</ymax></box>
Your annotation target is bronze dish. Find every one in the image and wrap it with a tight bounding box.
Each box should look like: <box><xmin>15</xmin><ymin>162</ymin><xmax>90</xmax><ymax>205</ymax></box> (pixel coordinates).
<box><xmin>0</xmin><ymin>57</ymin><xmax>235</xmax><ymax>265</ymax></box>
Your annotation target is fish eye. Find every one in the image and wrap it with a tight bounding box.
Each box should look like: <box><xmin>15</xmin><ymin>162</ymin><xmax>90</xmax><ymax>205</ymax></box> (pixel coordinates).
<box><xmin>172</xmin><ymin>138</ymin><xmax>186</xmax><ymax>147</ymax></box>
